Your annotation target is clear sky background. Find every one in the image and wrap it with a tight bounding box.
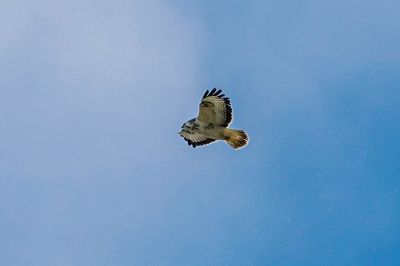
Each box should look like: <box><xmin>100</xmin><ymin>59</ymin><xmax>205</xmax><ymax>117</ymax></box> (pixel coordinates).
<box><xmin>1</xmin><ymin>0</ymin><xmax>399</xmax><ymax>265</ymax></box>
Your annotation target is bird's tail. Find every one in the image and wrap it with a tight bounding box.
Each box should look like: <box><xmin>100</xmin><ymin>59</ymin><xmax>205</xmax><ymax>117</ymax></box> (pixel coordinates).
<box><xmin>224</xmin><ymin>128</ymin><xmax>249</xmax><ymax>149</ymax></box>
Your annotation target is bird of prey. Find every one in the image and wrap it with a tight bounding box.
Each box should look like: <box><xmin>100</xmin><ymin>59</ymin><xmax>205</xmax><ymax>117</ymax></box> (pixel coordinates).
<box><xmin>179</xmin><ymin>88</ymin><xmax>248</xmax><ymax>149</ymax></box>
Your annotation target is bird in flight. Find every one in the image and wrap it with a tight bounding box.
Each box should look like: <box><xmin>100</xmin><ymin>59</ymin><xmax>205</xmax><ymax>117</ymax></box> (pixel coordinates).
<box><xmin>179</xmin><ymin>88</ymin><xmax>248</xmax><ymax>149</ymax></box>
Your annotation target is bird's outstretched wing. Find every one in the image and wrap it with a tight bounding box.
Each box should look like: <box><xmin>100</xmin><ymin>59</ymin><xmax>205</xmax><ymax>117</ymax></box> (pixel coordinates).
<box><xmin>197</xmin><ymin>88</ymin><xmax>232</xmax><ymax>127</ymax></box>
<box><xmin>179</xmin><ymin>130</ymin><xmax>216</xmax><ymax>148</ymax></box>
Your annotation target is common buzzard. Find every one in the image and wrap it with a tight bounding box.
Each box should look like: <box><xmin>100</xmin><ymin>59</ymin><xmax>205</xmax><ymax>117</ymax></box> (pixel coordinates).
<box><xmin>179</xmin><ymin>88</ymin><xmax>248</xmax><ymax>149</ymax></box>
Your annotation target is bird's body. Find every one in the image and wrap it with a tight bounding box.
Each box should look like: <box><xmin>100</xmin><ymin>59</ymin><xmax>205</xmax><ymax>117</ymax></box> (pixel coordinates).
<box><xmin>181</xmin><ymin>118</ymin><xmax>225</xmax><ymax>140</ymax></box>
<box><xmin>179</xmin><ymin>88</ymin><xmax>248</xmax><ymax>149</ymax></box>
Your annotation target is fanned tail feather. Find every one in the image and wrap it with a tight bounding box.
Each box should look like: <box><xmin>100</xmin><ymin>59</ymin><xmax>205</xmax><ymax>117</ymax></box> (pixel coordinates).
<box><xmin>225</xmin><ymin>129</ymin><xmax>249</xmax><ymax>149</ymax></box>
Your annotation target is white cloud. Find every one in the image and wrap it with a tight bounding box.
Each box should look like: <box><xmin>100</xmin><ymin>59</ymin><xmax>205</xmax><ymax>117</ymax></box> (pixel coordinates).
<box><xmin>0</xmin><ymin>0</ymin><xmax>205</xmax><ymax>178</ymax></box>
<box><xmin>0</xmin><ymin>1</ymin><xmax>210</xmax><ymax>264</ymax></box>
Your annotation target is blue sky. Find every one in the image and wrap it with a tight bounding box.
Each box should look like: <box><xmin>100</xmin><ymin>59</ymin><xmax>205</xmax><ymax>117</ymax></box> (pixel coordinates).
<box><xmin>1</xmin><ymin>0</ymin><xmax>399</xmax><ymax>265</ymax></box>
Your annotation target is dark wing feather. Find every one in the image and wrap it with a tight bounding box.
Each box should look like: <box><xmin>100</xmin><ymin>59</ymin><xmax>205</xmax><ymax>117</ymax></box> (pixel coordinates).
<box><xmin>184</xmin><ymin>137</ymin><xmax>216</xmax><ymax>148</ymax></box>
<box><xmin>180</xmin><ymin>130</ymin><xmax>216</xmax><ymax>148</ymax></box>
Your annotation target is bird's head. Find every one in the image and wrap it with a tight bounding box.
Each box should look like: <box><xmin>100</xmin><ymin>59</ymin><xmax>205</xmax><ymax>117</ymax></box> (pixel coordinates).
<box><xmin>178</xmin><ymin>118</ymin><xmax>196</xmax><ymax>135</ymax></box>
